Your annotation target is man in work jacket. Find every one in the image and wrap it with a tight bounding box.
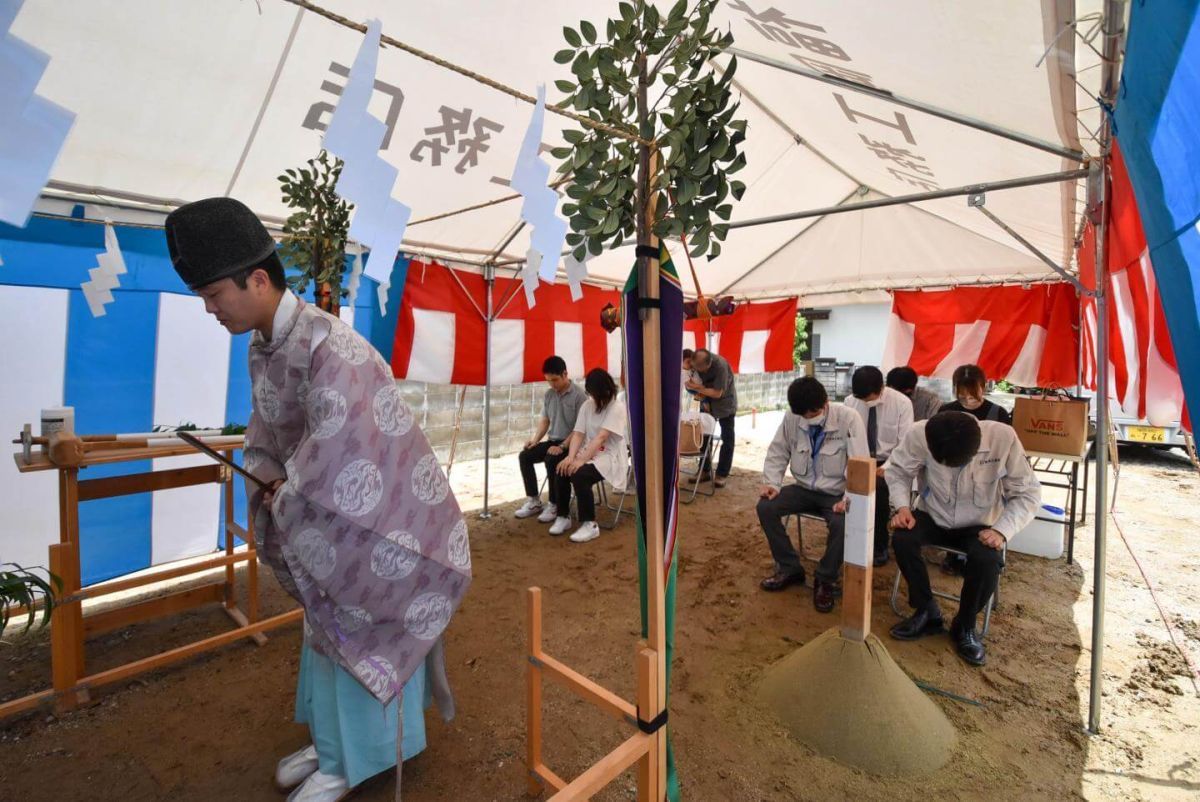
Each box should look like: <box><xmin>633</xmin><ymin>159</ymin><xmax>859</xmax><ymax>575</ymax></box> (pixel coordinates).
<box><xmin>885</xmin><ymin>411</ymin><xmax>1040</xmax><ymax>666</ymax></box>
<box><xmin>757</xmin><ymin>377</ymin><xmax>868</xmax><ymax>613</ymax></box>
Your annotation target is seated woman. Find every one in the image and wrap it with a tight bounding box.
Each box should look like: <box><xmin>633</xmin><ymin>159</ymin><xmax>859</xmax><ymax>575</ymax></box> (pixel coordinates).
<box><xmin>547</xmin><ymin>368</ymin><xmax>629</xmax><ymax>543</ymax></box>
<box><xmin>939</xmin><ymin>364</ymin><xmax>1012</xmax><ymax>425</ymax></box>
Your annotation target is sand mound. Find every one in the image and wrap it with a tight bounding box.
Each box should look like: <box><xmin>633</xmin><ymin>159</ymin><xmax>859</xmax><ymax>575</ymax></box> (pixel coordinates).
<box><xmin>758</xmin><ymin>628</ymin><xmax>957</xmax><ymax>776</ymax></box>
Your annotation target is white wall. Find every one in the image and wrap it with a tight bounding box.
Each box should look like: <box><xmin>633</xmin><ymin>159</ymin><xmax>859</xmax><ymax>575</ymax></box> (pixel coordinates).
<box><xmin>811</xmin><ymin>302</ymin><xmax>892</xmax><ymax>367</ymax></box>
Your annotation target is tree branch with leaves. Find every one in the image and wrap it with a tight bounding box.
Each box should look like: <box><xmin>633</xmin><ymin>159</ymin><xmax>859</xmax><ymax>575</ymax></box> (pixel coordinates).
<box><xmin>551</xmin><ymin>0</ymin><xmax>747</xmax><ymax>264</ymax></box>
<box><xmin>278</xmin><ymin>150</ymin><xmax>354</xmax><ymax>314</ymax></box>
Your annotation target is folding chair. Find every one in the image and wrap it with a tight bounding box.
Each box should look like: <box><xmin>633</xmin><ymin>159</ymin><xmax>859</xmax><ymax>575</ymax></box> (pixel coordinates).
<box><xmin>679</xmin><ymin>430</ymin><xmax>719</xmax><ymax>504</ymax></box>
<box><xmin>889</xmin><ymin>542</ymin><xmax>1005</xmax><ymax>638</ymax></box>
<box><xmin>780</xmin><ymin>512</ymin><xmax>833</xmax><ymax>586</ymax></box>
<box><xmin>595</xmin><ymin>464</ymin><xmax>635</xmax><ymax>530</ymax></box>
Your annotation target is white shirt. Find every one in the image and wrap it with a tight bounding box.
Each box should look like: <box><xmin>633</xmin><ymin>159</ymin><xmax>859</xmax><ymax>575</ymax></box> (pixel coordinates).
<box><xmin>269</xmin><ymin>290</ymin><xmax>299</xmax><ymax>340</ymax></box>
<box><xmin>844</xmin><ymin>386</ymin><xmax>914</xmax><ymax>462</ymax></box>
<box><xmin>573</xmin><ymin>397</ymin><xmax>630</xmax><ymax>492</ymax></box>
<box><xmin>884</xmin><ymin>420</ymin><xmax>1041</xmax><ymax>539</ymax></box>
<box><xmin>762</xmin><ymin>403</ymin><xmax>869</xmax><ymax>496</ymax></box>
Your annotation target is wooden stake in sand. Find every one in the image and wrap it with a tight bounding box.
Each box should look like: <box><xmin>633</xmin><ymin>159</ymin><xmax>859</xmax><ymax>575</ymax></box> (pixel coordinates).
<box><xmin>758</xmin><ymin>457</ymin><xmax>957</xmax><ymax>775</ymax></box>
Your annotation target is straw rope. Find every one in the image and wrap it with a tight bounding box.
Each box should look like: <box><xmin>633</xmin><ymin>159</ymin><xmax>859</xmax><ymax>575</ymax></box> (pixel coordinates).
<box><xmin>280</xmin><ymin>0</ymin><xmax>651</xmax><ymax>146</ymax></box>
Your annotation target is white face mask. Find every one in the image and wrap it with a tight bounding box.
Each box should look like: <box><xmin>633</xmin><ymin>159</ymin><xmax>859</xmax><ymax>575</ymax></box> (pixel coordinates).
<box><xmin>864</xmin><ymin>397</ymin><xmax>883</xmax><ymax>408</ymax></box>
<box><xmin>803</xmin><ymin>408</ymin><xmax>828</xmax><ymax>427</ymax></box>
<box><xmin>958</xmin><ymin>394</ymin><xmax>984</xmax><ymax>411</ymax></box>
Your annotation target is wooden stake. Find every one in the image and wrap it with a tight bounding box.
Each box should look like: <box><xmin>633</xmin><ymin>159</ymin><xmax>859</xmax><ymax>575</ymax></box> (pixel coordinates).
<box><xmin>637</xmin><ymin>146</ymin><xmax>669</xmax><ymax>802</ymax></box>
<box><xmin>527</xmin><ymin>588</ymin><xmax>544</xmax><ymax>797</ymax></box>
<box><xmin>841</xmin><ymin>457</ymin><xmax>877</xmax><ymax>642</ymax></box>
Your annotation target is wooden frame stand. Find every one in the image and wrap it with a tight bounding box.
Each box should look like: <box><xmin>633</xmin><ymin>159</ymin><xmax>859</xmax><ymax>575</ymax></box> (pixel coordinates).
<box><xmin>2</xmin><ymin>440</ymin><xmax>302</xmax><ymax>721</ymax></box>
<box><xmin>526</xmin><ymin>587</ymin><xmax>663</xmax><ymax>799</ymax></box>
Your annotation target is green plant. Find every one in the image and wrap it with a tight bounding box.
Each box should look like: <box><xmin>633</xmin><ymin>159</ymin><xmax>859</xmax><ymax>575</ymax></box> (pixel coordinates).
<box><xmin>793</xmin><ymin>313</ymin><xmax>809</xmax><ymax>367</ymax></box>
<box><xmin>551</xmin><ymin>0</ymin><xmax>746</xmax><ymax>262</ymax></box>
<box><xmin>278</xmin><ymin>150</ymin><xmax>353</xmax><ymax>314</ymax></box>
<box><xmin>1</xmin><ymin>564</ymin><xmax>60</xmax><ymax>637</ymax></box>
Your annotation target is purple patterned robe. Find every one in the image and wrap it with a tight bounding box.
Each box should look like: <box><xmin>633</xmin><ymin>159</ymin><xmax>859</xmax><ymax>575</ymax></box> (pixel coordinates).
<box><xmin>243</xmin><ymin>297</ymin><xmax>471</xmax><ymax>705</ymax></box>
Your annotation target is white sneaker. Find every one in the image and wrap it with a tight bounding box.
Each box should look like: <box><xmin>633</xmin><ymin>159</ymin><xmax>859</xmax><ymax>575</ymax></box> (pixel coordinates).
<box><xmin>274</xmin><ymin>743</ymin><xmax>318</xmax><ymax>791</ymax></box>
<box><xmin>570</xmin><ymin>521</ymin><xmax>601</xmax><ymax>543</ymax></box>
<box><xmin>286</xmin><ymin>770</ymin><xmax>350</xmax><ymax>802</ymax></box>
<box><xmin>537</xmin><ymin>503</ymin><xmax>559</xmax><ymax>523</ymax></box>
<box><xmin>515</xmin><ymin>497</ymin><xmax>543</xmax><ymax>518</ymax></box>
<box><xmin>548</xmin><ymin>516</ymin><xmax>572</xmax><ymax>535</ymax></box>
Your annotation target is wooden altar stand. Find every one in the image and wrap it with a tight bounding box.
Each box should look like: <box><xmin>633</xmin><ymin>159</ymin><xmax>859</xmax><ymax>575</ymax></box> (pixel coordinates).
<box><xmin>1</xmin><ymin>438</ymin><xmax>302</xmax><ymax>720</ymax></box>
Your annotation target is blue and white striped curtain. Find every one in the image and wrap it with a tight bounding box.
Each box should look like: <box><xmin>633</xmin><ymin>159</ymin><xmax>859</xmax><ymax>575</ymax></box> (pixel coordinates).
<box><xmin>0</xmin><ymin>214</ymin><xmax>405</xmax><ymax>586</ymax></box>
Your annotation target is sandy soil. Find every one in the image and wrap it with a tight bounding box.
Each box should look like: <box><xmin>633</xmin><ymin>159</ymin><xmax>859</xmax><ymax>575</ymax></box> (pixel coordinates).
<box><xmin>2</xmin><ymin>412</ymin><xmax>1198</xmax><ymax>801</ymax></box>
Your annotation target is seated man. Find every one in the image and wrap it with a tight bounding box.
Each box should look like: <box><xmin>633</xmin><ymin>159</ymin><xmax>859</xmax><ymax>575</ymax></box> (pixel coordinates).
<box><xmin>757</xmin><ymin>377</ymin><xmax>868</xmax><ymax>612</ymax></box>
<box><xmin>515</xmin><ymin>356</ymin><xmax>588</xmax><ymax>522</ymax></box>
<box><xmin>886</xmin><ymin>366</ymin><xmax>943</xmax><ymax>422</ymax></box>
<box><xmin>844</xmin><ymin>366</ymin><xmax>913</xmax><ymax>567</ymax></box>
<box><xmin>886</xmin><ymin>412</ymin><xmax>1040</xmax><ymax>666</ymax></box>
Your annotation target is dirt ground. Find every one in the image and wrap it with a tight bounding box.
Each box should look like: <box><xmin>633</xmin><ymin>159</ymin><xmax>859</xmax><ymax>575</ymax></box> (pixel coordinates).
<box><xmin>3</xmin><ymin>414</ymin><xmax>1199</xmax><ymax>801</ymax></box>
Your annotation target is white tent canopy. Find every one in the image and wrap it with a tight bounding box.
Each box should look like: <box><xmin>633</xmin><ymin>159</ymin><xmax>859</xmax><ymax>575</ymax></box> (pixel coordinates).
<box><xmin>12</xmin><ymin>0</ymin><xmax>1104</xmax><ymax>301</ymax></box>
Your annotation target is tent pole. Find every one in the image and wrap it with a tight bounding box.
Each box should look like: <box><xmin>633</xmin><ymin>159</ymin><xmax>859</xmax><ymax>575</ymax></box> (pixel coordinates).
<box><xmin>975</xmin><ymin>206</ymin><xmax>1090</xmax><ymax>295</ymax></box>
<box><xmin>480</xmin><ymin>263</ymin><xmax>495</xmax><ymax>520</ymax></box>
<box><xmin>727</xmin><ymin>47</ymin><xmax>1086</xmax><ymax>163</ymax></box>
<box><xmin>728</xmin><ymin>169</ymin><xmax>1089</xmax><ymax>230</ymax></box>
<box><xmin>1088</xmin><ymin>0</ymin><xmax>1125</xmax><ymax>736</ymax></box>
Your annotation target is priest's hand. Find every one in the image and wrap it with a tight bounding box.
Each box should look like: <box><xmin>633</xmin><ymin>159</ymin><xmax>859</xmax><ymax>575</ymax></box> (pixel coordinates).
<box><xmin>262</xmin><ymin>478</ymin><xmax>285</xmax><ymax>511</ymax></box>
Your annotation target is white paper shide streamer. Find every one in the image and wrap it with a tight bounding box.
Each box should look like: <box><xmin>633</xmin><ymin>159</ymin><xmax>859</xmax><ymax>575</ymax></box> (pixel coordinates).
<box><xmin>80</xmin><ymin>223</ymin><xmax>127</xmax><ymax>317</ymax></box>
<box><xmin>322</xmin><ymin>18</ymin><xmax>411</xmax><ymax>316</ymax></box>
<box><xmin>0</xmin><ymin>0</ymin><xmax>76</xmax><ymax>226</ymax></box>
<box><xmin>510</xmin><ymin>85</ymin><xmax>569</xmax><ymax>309</ymax></box>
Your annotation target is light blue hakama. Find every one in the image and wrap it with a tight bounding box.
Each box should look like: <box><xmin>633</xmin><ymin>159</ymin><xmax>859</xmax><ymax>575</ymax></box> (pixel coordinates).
<box><xmin>295</xmin><ymin>641</ymin><xmax>429</xmax><ymax>788</ymax></box>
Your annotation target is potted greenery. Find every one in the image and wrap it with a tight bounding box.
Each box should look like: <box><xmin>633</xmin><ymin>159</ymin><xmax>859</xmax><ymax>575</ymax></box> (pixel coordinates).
<box><xmin>1</xmin><ymin>564</ymin><xmax>59</xmax><ymax>638</ymax></box>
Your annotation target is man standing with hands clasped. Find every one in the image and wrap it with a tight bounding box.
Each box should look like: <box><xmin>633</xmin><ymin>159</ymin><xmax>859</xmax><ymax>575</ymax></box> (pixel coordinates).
<box><xmin>686</xmin><ymin>348</ymin><xmax>738</xmax><ymax>488</ymax></box>
<box><xmin>885</xmin><ymin>411</ymin><xmax>1040</xmax><ymax>666</ymax></box>
<box><xmin>165</xmin><ymin>198</ymin><xmax>471</xmax><ymax>801</ymax></box>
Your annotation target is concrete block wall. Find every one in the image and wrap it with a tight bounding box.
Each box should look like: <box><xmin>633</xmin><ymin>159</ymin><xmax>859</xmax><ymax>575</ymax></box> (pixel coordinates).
<box><xmin>401</xmin><ymin>370</ymin><xmax>811</xmax><ymax>465</ymax></box>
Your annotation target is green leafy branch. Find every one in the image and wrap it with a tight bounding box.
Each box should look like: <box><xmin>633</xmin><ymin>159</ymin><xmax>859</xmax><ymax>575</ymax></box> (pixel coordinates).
<box><xmin>550</xmin><ymin>0</ymin><xmax>747</xmax><ymax>262</ymax></box>
<box><xmin>278</xmin><ymin>150</ymin><xmax>354</xmax><ymax>305</ymax></box>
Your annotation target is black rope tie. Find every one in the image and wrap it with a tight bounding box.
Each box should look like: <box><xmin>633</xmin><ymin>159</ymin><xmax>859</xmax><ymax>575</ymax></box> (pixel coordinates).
<box><xmin>635</xmin><ymin>244</ymin><xmax>660</xmax><ymax>259</ymax></box>
<box><xmin>636</xmin><ymin>707</ymin><xmax>669</xmax><ymax>734</ymax></box>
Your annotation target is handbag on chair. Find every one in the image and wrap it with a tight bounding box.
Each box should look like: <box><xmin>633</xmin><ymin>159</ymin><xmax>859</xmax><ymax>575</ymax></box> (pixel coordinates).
<box><xmin>680</xmin><ymin>417</ymin><xmax>704</xmax><ymax>455</ymax></box>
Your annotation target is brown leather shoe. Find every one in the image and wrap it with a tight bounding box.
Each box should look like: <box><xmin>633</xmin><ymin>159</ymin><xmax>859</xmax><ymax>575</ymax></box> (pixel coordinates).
<box><xmin>760</xmin><ymin>568</ymin><xmax>805</xmax><ymax>591</ymax></box>
<box><xmin>813</xmin><ymin>579</ymin><xmax>836</xmax><ymax>613</ymax></box>
<box><xmin>713</xmin><ymin>476</ymin><xmax>727</xmax><ymax>488</ymax></box>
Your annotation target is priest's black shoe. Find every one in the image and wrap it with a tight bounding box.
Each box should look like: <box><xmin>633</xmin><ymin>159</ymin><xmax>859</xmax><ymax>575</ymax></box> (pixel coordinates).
<box><xmin>951</xmin><ymin>622</ymin><xmax>987</xmax><ymax>666</ymax></box>
<box><xmin>889</xmin><ymin>607</ymin><xmax>944</xmax><ymax>640</ymax></box>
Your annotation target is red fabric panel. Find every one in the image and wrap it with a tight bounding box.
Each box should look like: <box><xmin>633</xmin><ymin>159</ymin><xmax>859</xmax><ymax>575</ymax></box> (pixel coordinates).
<box><xmin>496</xmin><ymin>278</ymin><xmax>621</xmax><ymax>383</ymax></box>
<box><xmin>890</xmin><ymin>285</ymin><xmax>1079</xmax><ymax>387</ymax></box>
<box><xmin>706</xmin><ymin>297</ymin><xmax>797</xmax><ymax>373</ymax></box>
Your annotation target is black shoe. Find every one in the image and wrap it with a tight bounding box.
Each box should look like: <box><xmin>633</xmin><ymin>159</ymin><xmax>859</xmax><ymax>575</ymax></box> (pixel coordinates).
<box><xmin>889</xmin><ymin>607</ymin><xmax>945</xmax><ymax>641</ymax></box>
<box><xmin>873</xmin><ymin>548</ymin><xmax>890</xmax><ymax>567</ymax></box>
<box><xmin>951</xmin><ymin>623</ymin><xmax>987</xmax><ymax>666</ymax></box>
<box><xmin>940</xmin><ymin>552</ymin><xmax>967</xmax><ymax>576</ymax></box>
<box><xmin>813</xmin><ymin>580</ymin><xmax>836</xmax><ymax>613</ymax></box>
<box><xmin>760</xmin><ymin>568</ymin><xmax>805</xmax><ymax>591</ymax></box>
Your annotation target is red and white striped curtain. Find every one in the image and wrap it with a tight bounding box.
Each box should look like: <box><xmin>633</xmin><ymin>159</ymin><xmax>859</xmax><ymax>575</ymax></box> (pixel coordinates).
<box><xmin>1079</xmin><ymin>147</ymin><xmax>1187</xmax><ymax>426</ymax></box>
<box><xmin>882</xmin><ymin>284</ymin><xmax>1080</xmax><ymax>388</ymax></box>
